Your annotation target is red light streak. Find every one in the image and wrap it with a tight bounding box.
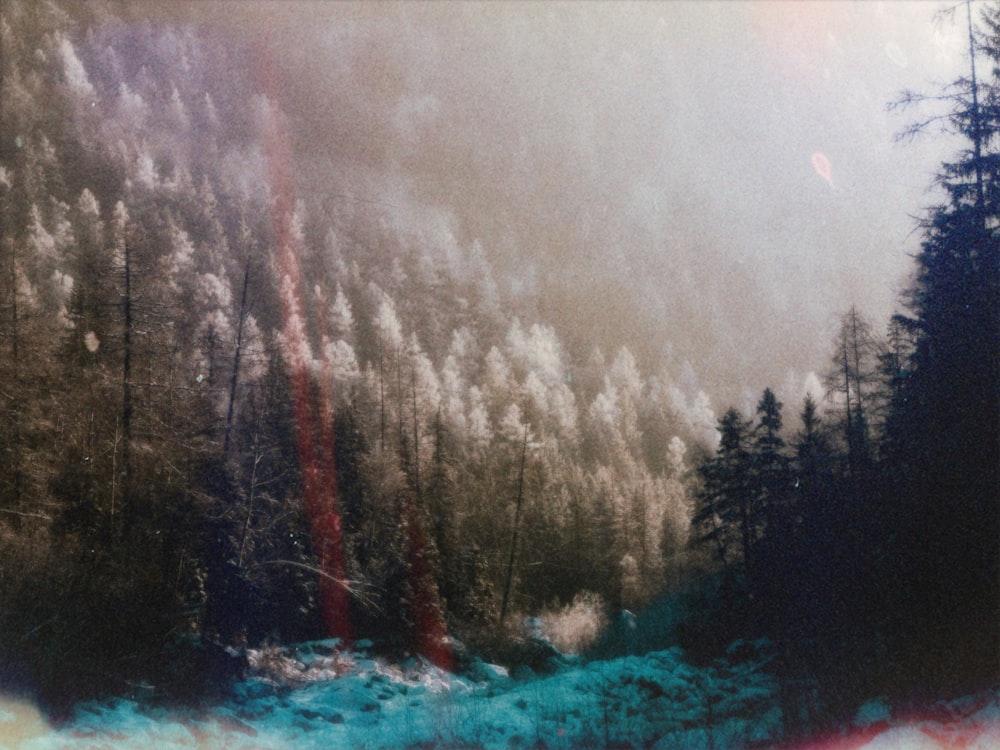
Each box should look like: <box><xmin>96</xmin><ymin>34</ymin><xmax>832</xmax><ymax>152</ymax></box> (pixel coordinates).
<box><xmin>257</xmin><ymin>37</ymin><xmax>352</xmax><ymax>646</ymax></box>
<box><xmin>253</xmin><ymin>38</ymin><xmax>451</xmax><ymax>668</ymax></box>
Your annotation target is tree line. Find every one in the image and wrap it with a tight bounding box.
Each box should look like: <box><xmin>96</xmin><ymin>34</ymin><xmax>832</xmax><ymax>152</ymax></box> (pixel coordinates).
<box><xmin>685</xmin><ymin>1</ymin><xmax>999</xmax><ymax>734</ymax></box>
<box><xmin>0</xmin><ymin>0</ymin><xmax>995</xmax><ymax>737</ymax></box>
<box><xmin>0</xmin><ymin>0</ymin><xmax>703</xmax><ymax>710</ymax></box>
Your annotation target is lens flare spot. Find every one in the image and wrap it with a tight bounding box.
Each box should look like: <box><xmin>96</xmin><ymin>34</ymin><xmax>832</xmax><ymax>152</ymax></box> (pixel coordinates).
<box><xmin>811</xmin><ymin>151</ymin><xmax>833</xmax><ymax>186</ymax></box>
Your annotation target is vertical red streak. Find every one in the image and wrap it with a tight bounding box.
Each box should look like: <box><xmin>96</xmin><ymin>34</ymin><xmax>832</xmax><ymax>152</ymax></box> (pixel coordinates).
<box><xmin>253</xmin><ymin>34</ymin><xmax>452</xmax><ymax>667</ymax></box>
<box><xmin>255</xmin><ymin>36</ymin><xmax>352</xmax><ymax>645</ymax></box>
<box><xmin>313</xmin><ymin>288</ymin><xmax>353</xmax><ymax>645</ymax></box>
<box><xmin>403</xmin><ymin>493</ymin><xmax>453</xmax><ymax>670</ymax></box>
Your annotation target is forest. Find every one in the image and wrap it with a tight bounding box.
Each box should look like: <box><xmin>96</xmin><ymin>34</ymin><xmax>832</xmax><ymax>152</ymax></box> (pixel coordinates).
<box><xmin>0</xmin><ymin>0</ymin><xmax>997</xmax><ymax>746</ymax></box>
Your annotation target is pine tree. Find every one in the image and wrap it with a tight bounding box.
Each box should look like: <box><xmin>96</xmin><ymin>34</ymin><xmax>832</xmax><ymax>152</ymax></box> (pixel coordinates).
<box><xmin>692</xmin><ymin>408</ymin><xmax>755</xmax><ymax>571</ymax></box>
<box><xmin>752</xmin><ymin>388</ymin><xmax>791</xmax><ymax>527</ymax></box>
<box><xmin>824</xmin><ymin>307</ymin><xmax>882</xmax><ymax>475</ymax></box>
<box><xmin>887</xmin><ymin>0</ymin><xmax>1000</xmax><ymax>692</ymax></box>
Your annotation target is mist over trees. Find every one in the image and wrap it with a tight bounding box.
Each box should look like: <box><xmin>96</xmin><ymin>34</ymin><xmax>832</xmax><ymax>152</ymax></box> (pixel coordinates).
<box><xmin>0</xmin><ymin>0</ymin><xmax>996</xmax><ymax>741</ymax></box>
<box><xmin>0</xmin><ymin>0</ymin><xmax>704</xmax><ymax>709</ymax></box>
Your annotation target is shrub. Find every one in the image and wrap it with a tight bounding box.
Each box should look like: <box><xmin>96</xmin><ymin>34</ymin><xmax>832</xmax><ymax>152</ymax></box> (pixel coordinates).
<box><xmin>539</xmin><ymin>591</ymin><xmax>608</xmax><ymax>654</ymax></box>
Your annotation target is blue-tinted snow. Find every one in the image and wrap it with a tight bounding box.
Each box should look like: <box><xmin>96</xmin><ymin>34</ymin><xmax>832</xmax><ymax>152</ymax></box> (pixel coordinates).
<box><xmin>7</xmin><ymin>641</ymin><xmax>779</xmax><ymax>749</ymax></box>
<box><xmin>3</xmin><ymin>641</ymin><xmax>998</xmax><ymax>749</ymax></box>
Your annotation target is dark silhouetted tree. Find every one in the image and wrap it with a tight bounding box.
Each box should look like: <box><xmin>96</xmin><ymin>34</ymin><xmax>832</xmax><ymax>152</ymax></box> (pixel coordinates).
<box><xmin>824</xmin><ymin>306</ymin><xmax>882</xmax><ymax>475</ymax></box>
<box><xmin>692</xmin><ymin>408</ymin><xmax>755</xmax><ymax>571</ymax></box>
<box><xmin>884</xmin><ymin>0</ymin><xmax>999</xmax><ymax>694</ymax></box>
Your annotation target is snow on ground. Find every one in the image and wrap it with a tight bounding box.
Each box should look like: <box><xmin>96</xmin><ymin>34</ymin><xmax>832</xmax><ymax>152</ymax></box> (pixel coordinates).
<box><xmin>2</xmin><ymin>639</ymin><xmax>779</xmax><ymax>749</ymax></box>
<box><xmin>776</xmin><ymin>692</ymin><xmax>1000</xmax><ymax>750</ymax></box>
<box><xmin>852</xmin><ymin>692</ymin><xmax>1000</xmax><ymax>750</ymax></box>
<box><xmin>1</xmin><ymin>639</ymin><xmax>997</xmax><ymax>749</ymax></box>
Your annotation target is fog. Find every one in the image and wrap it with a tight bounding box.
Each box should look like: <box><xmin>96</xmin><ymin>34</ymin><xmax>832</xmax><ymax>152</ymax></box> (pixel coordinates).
<box><xmin>181</xmin><ymin>0</ymin><xmax>966</xmax><ymax>408</ymax></box>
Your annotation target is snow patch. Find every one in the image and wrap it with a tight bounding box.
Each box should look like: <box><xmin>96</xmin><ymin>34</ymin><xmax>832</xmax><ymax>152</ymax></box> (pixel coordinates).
<box><xmin>9</xmin><ymin>640</ymin><xmax>997</xmax><ymax>750</ymax></box>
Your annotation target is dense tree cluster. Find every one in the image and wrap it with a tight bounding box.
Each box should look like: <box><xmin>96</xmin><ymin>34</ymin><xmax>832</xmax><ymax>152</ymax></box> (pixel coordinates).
<box><xmin>686</xmin><ymin>2</ymin><xmax>999</xmax><ymax>733</ymax></box>
<box><xmin>1</xmin><ymin>1</ymin><xmax>995</xmax><ymax>739</ymax></box>
<box><xmin>0</xmin><ymin>0</ymin><xmax>704</xmax><ymax>709</ymax></box>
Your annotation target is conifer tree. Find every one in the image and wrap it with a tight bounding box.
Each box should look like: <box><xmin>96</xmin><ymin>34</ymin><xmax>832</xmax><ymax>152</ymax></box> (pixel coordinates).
<box><xmin>692</xmin><ymin>408</ymin><xmax>755</xmax><ymax>571</ymax></box>
<box><xmin>887</xmin><ymin>0</ymin><xmax>1000</xmax><ymax>691</ymax></box>
<box><xmin>824</xmin><ymin>307</ymin><xmax>881</xmax><ymax>475</ymax></box>
<box><xmin>752</xmin><ymin>388</ymin><xmax>791</xmax><ymax>528</ymax></box>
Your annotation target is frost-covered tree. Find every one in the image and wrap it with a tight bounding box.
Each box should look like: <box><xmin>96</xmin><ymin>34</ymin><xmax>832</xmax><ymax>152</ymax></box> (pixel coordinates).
<box><xmin>0</xmin><ymin>0</ymin><xmax>720</xmax><ymax>699</ymax></box>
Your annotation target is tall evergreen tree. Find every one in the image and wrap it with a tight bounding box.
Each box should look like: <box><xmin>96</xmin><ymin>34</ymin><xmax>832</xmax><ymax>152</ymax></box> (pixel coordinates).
<box><xmin>824</xmin><ymin>307</ymin><xmax>881</xmax><ymax>474</ymax></box>
<box><xmin>692</xmin><ymin>408</ymin><xmax>755</xmax><ymax>571</ymax></box>
<box><xmin>752</xmin><ymin>388</ymin><xmax>791</xmax><ymax>529</ymax></box>
<box><xmin>888</xmin><ymin>0</ymin><xmax>1000</xmax><ymax>692</ymax></box>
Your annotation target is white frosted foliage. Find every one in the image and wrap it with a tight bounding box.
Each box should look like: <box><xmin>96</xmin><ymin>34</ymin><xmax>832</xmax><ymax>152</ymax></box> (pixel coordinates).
<box><xmin>374</xmin><ymin>294</ymin><xmax>404</xmax><ymax>352</ymax></box>
<box><xmin>167</xmin><ymin>223</ymin><xmax>196</xmax><ymax>290</ymax></box>
<box><xmin>57</xmin><ymin>32</ymin><xmax>95</xmax><ymax>101</ymax></box>
<box><xmin>499</xmin><ymin>402</ymin><xmax>530</xmax><ymax>444</ymax></box>
<box><xmin>279</xmin><ymin>273</ymin><xmax>314</xmax><ymax>372</ymax></box>
<box><xmin>76</xmin><ymin>188</ymin><xmax>100</xmax><ymax>218</ymax></box>
<box><xmin>166</xmin><ymin>84</ymin><xmax>189</xmax><ymax>131</ymax></box>
<box><xmin>116</xmin><ymin>82</ymin><xmax>148</xmax><ymax>132</ymax></box>
<box><xmin>110</xmin><ymin>201</ymin><xmax>130</xmax><ymax>266</ymax></box>
<box><xmin>407</xmin><ymin>336</ymin><xmax>441</xmax><ymax>417</ymax></box>
<box><xmin>328</xmin><ymin>283</ymin><xmax>354</xmax><ymax>339</ymax></box>
<box><xmin>197</xmin><ymin>272</ymin><xmax>232</xmax><ymax>310</ymax></box>
<box><xmin>49</xmin><ymin>201</ymin><xmax>74</xmax><ymax>257</ymax></box>
<box><xmin>483</xmin><ymin>345</ymin><xmax>514</xmax><ymax>401</ymax></box>
<box><xmin>28</xmin><ymin>205</ymin><xmax>57</xmax><ymax>261</ymax></box>
<box><xmin>667</xmin><ymin>435</ymin><xmax>687</xmax><ymax>476</ymax></box>
<box><xmin>506</xmin><ymin>320</ymin><xmax>565</xmax><ymax>388</ymax></box>
<box><xmin>51</xmin><ymin>270</ymin><xmax>73</xmax><ymax>299</ymax></box>
<box><xmin>240</xmin><ymin>315</ymin><xmax>268</xmax><ymax>381</ymax></box>
<box><xmin>133</xmin><ymin>149</ymin><xmax>157</xmax><ymax>190</ymax></box>
<box><xmin>440</xmin><ymin>353</ymin><xmax>468</xmax><ymax>437</ymax></box>
<box><xmin>522</xmin><ymin>370</ymin><xmax>548</xmax><ymax>420</ymax></box>
<box><xmin>323</xmin><ymin>339</ymin><xmax>361</xmax><ymax>394</ymax></box>
<box><xmin>668</xmin><ymin>385</ymin><xmax>719</xmax><ymax>451</ymax></box>
<box><xmin>465</xmin><ymin>385</ymin><xmax>492</xmax><ymax>446</ymax></box>
<box><xmin>548</xmin><ymin>382</ymin><xmax>578</xmax><ymax>438</ymax></box>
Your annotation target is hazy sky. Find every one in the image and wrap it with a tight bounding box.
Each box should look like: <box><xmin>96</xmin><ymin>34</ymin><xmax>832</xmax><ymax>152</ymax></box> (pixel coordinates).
<box><xmin>201</xmin><ymin>1</ymin><xmax>970</xmax><ymax>409</ymax></box>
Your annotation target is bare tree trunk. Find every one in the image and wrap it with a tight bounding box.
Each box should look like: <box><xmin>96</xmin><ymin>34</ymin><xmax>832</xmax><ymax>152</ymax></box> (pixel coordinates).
<box><xmin>396</xmin><ymin>345</ymin><xmax>404</xmax><ymax>447</ymax></box>
<box><xmin>411</xmin><ymin>363</ymin><xmax>421</xmax><ymax>502</ymax></box>
<box><xmin>840</xmin><ymin>333</ymin><xmax>855</xmax><ymax>474</ymax></box>
<box><xmin>740</xmin><ymin>480</ymin><xmax>753</xmax><ymax>574</ymax></box>
<box><xmin>120</xmin><ymin>234</ymin><xmax>134</xmax><ymax>526</ymax></box>
<box><xmin>378</xmin><ymin>336</ymin><xmax>386</xmax><ymax>453</ymax></box>
<box><xmin>238</xmin><ymin>408</ymin><xmax>265</xmax><ymax>568</ymax></box>
<box><xmin>7</xmin><ymin>243</ymin><xmax>16</xmax><ymax>366</ymax></box>
<box><xmin>849</xmin><ymin>308</ymin><xmax>867</xmax><ymax>432</ymax></box>
<box><xmin>110</xmin><ymin>416</ymin><xmax>121</xmax><ymax>529</ymax></box>
<box><xmin>6</xmin><ymin>238</ymin><xmax>23</xmax><ymax>506</ymax></box>
<box><xmin>499</xmin><ymin>419</ymin><xmax>529</xmax><ymax>627</ymax></box>
<box><xmin>223</xmin><ymin>261</ymin><xmax>252</xmax><ymax>457</ymax></box>
<box><xmin>966</xmin><ymin>0</ymin><xmax>986</xmax><ymax>216</ymax></box>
